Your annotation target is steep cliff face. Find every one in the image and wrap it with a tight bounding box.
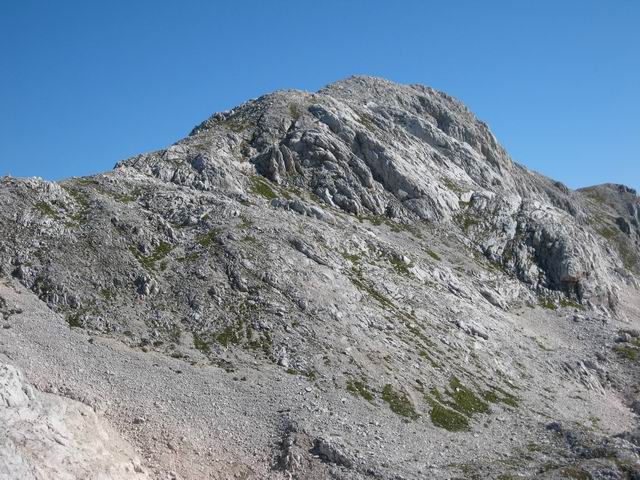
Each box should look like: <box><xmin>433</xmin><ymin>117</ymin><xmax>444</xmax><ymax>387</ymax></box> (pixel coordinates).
<box><xmin>0</xmin><ymin>77</ymin><xmax>638</xmax><ymax>480</ymax></box>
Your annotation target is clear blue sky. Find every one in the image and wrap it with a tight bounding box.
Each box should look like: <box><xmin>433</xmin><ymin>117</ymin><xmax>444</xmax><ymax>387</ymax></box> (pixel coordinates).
<box><xmin>1</xmin><ymin>1</ymin><xmax>638</xmax><ymax>191</ymax></box>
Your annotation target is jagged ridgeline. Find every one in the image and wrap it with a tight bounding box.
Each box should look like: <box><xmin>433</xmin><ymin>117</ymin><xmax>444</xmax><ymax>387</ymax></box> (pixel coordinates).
<box><xmin>1</xmin><ymin>76</ymin><xmax>639</xmax><ymax>479</ymax></box>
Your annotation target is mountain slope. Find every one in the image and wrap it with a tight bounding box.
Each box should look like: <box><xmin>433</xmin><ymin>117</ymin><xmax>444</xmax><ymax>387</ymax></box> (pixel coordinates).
<box><xmin>0</xmin><ymin>76</ymin><xmax>638</xmax><ymax>479</ymax></box>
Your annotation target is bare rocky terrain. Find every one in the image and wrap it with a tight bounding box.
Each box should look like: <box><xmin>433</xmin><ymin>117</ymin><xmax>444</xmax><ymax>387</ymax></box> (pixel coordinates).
<box><xmin>0</xmin><ymin>76</ymin><xmax>639</xmax><ymax>479</ymax></box>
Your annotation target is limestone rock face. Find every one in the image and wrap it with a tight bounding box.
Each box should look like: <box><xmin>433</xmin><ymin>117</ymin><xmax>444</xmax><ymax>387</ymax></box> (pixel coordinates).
<box><xmin>0</xmin><ymin>76</ymin><xmax>638</xmax><ymax>480</ymax></box>
<box><xmin>0</xmin><ymin>364</ymin><xmax>148</xmax><ymax>480</ymax></box>
<box><xmin>111</xmin><ymin>76</ymin><xmax>630</xmax><ymax>307</ymax></box>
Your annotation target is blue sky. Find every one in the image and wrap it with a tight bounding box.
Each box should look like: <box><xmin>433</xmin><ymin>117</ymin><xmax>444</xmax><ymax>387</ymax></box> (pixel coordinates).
<box><xmin>1</xmin><ymin>1</ymin><xmax>638</xmax><ymax>191</ymax></box>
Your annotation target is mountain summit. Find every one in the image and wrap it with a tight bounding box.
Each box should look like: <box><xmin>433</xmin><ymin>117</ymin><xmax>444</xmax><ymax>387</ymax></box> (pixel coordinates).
<box><xmin>1</xmin><ymin>76</ymin><xmax>639</xmax><ymax>479</ymax></box>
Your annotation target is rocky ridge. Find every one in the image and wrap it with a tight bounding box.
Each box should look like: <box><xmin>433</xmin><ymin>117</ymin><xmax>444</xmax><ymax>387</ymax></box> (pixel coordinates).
<box><xmin>0</xmin><ymin>76</ymin><xmax>638</xmax><ymax>479</ymax></box>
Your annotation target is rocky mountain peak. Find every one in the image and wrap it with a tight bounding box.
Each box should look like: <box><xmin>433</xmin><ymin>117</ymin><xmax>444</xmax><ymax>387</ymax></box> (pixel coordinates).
<box><xmin>1</xmin><ymin>76</ymin><xmax>638</xmax><ymax>480</ymax></box>
<box><xmin>110</xmin><ymin>77</ymin><xmax>636</xmax><ymax>307</ymax></box>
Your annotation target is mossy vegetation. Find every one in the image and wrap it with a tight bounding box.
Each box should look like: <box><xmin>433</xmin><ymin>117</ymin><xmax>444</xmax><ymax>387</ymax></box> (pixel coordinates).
<box><xmin>426</xmin><ymin>249</ymin><xmax>441</xmax><ymax>261</ymax></box>
<box><xmin>250</xmin><ymin>176</ymin><xmax>278</xmax><ymax>200</ymax></box>
<box><xmin>99</xmin><ymin>184</ymin><xmax>142</xmax><ymax>203</ymax></box>
<box><xmin>597</xmin><ymin>225</ymin><xmax>638</xmax><ymax>271</ymax></box>
<box><xmin>598</xmin><ymin>226</ymin><xmax>617</xmax><ymax>240</ymax></box>
<box><xmin>424</xmin><ymin>377</ymin><xmax>515</xmax><ymax>432</ymax></box>
<box><xmin>382</xmin><ymin>384</ymin><xmax>419</xmax><ymax>419</ymax></box>
<box><xmin>99</xmin><ymin>288</ymin><xmax>115</xmax><ymax>301</ymax></box>
<box><xmin>559</xmin><ymin>467</ymin><xmax>591</xmax><ymax>480</ymax></box>
<box><xmin>216</xmin><ymin>324</ymin><xmax>242</xmax><ymax>348</ymax></box>
<box><xmin>613</xmin><ymin>345</ymin><xmax>639</xmax><ymax>360</ymax></box>
<box><xmin>442</xmin><ymin>177</ymin><xmax>463</xmax><ymax>194</ymax></box>
<box><xmin>221</xmin><ymin>117</ymin><xmax>248</xmax><ymax>133</ymax></box>
<box><xmin>389</xmin><ymin>256</ymin><xmax>411</xmax><ymax>276</ymax></box>
<box><xmin>65</xmin><ymin>308</ymin><xmax>88</xmax><ymax>329</ymax></box>
<box><xmin>356</xmin><ymin>114</ymin><xmax>376</xmax><ymax>132</ymax></box>
<box><xmin>177</xmin><ymin>253</ymin><xmax>200</xmax><ymax>263</ymax></box>
<box><xmin>193</xmin><ymin>333</ymin><xmax>211</xmax><ymax>353</ymax></box>
<box><xmin>35</xmin><ymin>201</ymin><xmax>60</xmax><ymax>220</ymax></box>
<box><xmin>419</xmin><ymin>349</ymin><xmax>440</xmax><ymax>369</ymax></box>
<box><xmin>62</xmin><ymin>185</ymin><xmax>92</xmax><ymax>224</ymax></box>
<box><xmin>429</xmin><ymin>403</ymin><xmax>469</xmax><ymax>431</ymax></box>
<box><xmin>559</xmin><ymin>298</ymin><xmax>584</xmax><ymax>310</ymax></box>
<box><xmin>538</xmin><ymin>297</ymin><xmax>557</xmax><ymax>310</ymax></box>
<box><xmin>289</xmin><ymin>104</ymin><xmax>302</xmax><ymax>120</ymax></box>
<box><xmin>481</xmin><ymin>386</ymin><xmax>519</xmax><ymax>408</ymax></box>
<box><xmin>346</xmin><ymin>380</ymin><xmax>374</xmax><ymax>402</ymax></box>
<box><xmin>447</xmin><ymin>377</ymin><xmax>490</xmax><ymax>416</ymax></box>
<box><xmin>456</xmin><ymin>210</ymin><xmax>480</xmax><ymax>232</ymax></box>
<box><xmin>197</xmin><ymin>229</ymin><xmax>220</xmax><ymax>247</ymax></box>
<box><xmin>33</xmin><ymin>276</ymin><xmax>55</xmax><ymax>296</ymax></box>
<box><xmin>341</xmin><ymin>252</ymin><xmax>362</xmax><ymax>264</ymax></box>
<box><xmin>358</xmin><ymin>214</ymin><xmax>423</xmax><ymax>238</ymax></box>
<box><xmin>131</xmin><ymin>241</ymin><xmax>173</xmax><ymax>271</ymax></box>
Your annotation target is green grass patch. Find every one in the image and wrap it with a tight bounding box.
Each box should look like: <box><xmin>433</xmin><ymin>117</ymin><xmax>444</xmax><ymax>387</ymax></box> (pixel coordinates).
<box><xmin>419</xmin><ymin>350</ymin><xmax>440</xmax><ymax>369</ymax></box>
<box><xmin>341</xmin><ymin>252</ymin><xmax>362</xmax><ymax>264</ymax></box>
<box><xmin>216</xmin><ymin>325</ymin><xmax>242</xmax><ymax>348</ymax></box>
<box><xmin>559</xmin><ymin>467</ymin><xmax>591</xmax><ymax>480</ymax></box>
<box><xmin>538</xmin><ymin>297</ymin><xmax>557</xmax><ymax>310</ymax></box>
<box><xmin>447</xmin><ymin>377</ymin><xmax>490</xmax><ymax>415</ymax></box>
<box><xmin>289</xmin><ymin>104</ymin><xmax>302</xmax><ymax>120</ymax></box>
<box><xmin>346</xmin><ymin>380</ymin><xmax>374</xmax><ymax>402</ymax></box>
<box><xmin>197</xmin><ymin>229</ymin><xmax>220</xmax><ymax>247</ymax></box>
<box><xmin>559</xmin><ymin>298</ymin><xmax>584</xmax><ymax>310</ymax></box>
<box><xmin>426</xmin><ymin>249</ymin><xmax>441</xmax><ymax>261</ymax></box>
<box><xmin>429</xmin><ymin>403</ymin><xmax>469</xmax><ymax>431</ymax></box>
<box><xmin>65</xmin><ymin>310</ymin><xmax>85</xmax><ymax>329</ymax></box>
<box><xmin>35</xmin><ymin>201</ymin><xmax>60</xmax><ymax>220</ymax></box>
<box><xmin>389</xmin><ymin>256</ymin><xmax>411</xmax><ymax>275</ymax></box>
<box><xmin>613</xmin><ymin>345</ymin><xmax>639</xmax><ymax>360</ymax></box>
<box><xmin>193</xmin><ymin>333</ymin><xmax>211</xmax><ymax>353</ymax></box>
<box><xmin>250</xmin><ymin>176</ymin><xmax>278</xmax><ymax>200</ymax></box>
<box><xmin>99</xmin><ymin>288</ymin><xmax>115</xmax><ymax>301</ymax></box>
<box><xmin>131</xmin><ymin>241</ymin><xmax>173</xmax><ymax>271</ymax></box>
<box><xmin>598</xmin><ymin>226</ymin><xmax>617</xmax><ymax>240</ymax></box>
<box><xmin>482</xmin><ymin>386</ymin><xmax>519</xmax><ymax>408</ymax></box>
<box><xmin>177</xmin><ymin>253</ymin><xmax>200</xmax><ymax>263</ymax></box>
<box><xmin>382</xmin><ymin>384</ymin><xmax>419</xmax><ymax>419</ymax></box>
<box><xmin>442</xmin><ymin>178</ymin><xmax>463</xmax><ymax>194</ymax></box>
<box><xmin>356</xmin><ymin>114</ymin><xmax>376</xmax><ymax>132</ymax></box>
<box><xmin>221</xmin><ymin>117</ymin><xmax>247</xmax><ymax>133</ymax></box>
<box><xmin>62</xmin><ymin>185</ymin><xmax>92</xmax><ymax>224</ymax></box>
<box><xmin>456</xmin><ymin>211</ymin><xmax>480</xmax><ymax>232</ymax></box>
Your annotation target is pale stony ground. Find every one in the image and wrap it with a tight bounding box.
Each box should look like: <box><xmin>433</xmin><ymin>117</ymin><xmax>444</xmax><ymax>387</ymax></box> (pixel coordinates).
<box><xmin>1</xmin><ymin>276</ymin><xmax>638</xmax><ymax>479</ymax></box>
<box><xmin>0</xmin><ymin>362</ymin><xmax>148</xmax><ymax>480</ymax></box>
